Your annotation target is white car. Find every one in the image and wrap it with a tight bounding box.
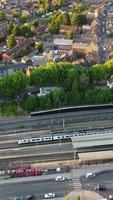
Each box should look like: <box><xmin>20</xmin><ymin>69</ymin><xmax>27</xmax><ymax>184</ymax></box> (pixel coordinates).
<box><xmin>44</xmin><ymin>193</ymin><xmax>55</xmax><ymax>199</ymax></box>
<box><xmin>109</xmin><ymin>195</ymin><xmax>113</xmax><ymax>199</ymax></box>
<box><xmin>55</xmin><ymin>176</ymin><xmax>66</xmax><ymax>182</ymax></box>
<box><xmin>86</xmin><ymin>173</ymin><xmax>95</xmax><ymax>179</ymax></box>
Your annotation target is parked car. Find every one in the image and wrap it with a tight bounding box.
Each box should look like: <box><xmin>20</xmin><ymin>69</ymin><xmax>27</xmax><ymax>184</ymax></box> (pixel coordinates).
<box><xmin>86</xmin><ymin>173</ymin><xmax>95</xmax><ymax>179</ymax></box>
<box><xmin>55</xmin><ymin>176</ymin><xmax>66</xmax><ymax>182</ymax></box>
<box><xmin>26</xmin><ymin>194</ymin><xmax>35</xmax><ymax>200</ymax></box>
<box><xmin>44</xmin><ymin>193</ymin><xmax>55</xmax><ymax>199</ymax></box>
<box><xmin>12</xmin><ymin>197</ymin><xmax>24</xmax><ymax>200</ymax></box>
<box><xmin>109</xmin><ymin>195</ymin><xmax>113</xmax><ymax>199</ymax></box>
<box><xmin>95</xmin><ymin>184</ymin><xmax>105</xmax><ymax>191</ymax></box>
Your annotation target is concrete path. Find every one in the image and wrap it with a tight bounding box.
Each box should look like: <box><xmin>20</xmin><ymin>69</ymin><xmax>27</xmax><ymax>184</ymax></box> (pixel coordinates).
<box><xmin>69</xmin><ymin>190</ymin><xmax>104</xmax><ymax>200</ymax></box>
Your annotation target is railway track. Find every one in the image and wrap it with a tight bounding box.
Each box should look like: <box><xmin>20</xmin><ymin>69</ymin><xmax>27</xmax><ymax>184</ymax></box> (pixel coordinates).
<box><xmin>0</xmin><ymin>108</ymin><xmax>113</xmax><ymax>131</ymax></box>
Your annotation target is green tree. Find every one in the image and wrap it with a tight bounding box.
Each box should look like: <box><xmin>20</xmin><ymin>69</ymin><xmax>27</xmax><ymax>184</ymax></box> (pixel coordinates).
<box><xmin>7</xmin><ymin>21</ymin><xmax>14</xmax><ymax>33</ymax></box>
<box><xmin>45</xmin><ymin>0</ymin><xmax>51</xmax><ymax>11</ymax></box>
<box><xmin>76</xmin><ymin>195</ymin><xmax>80</xmax><ymax>200</ymax></box>
<box><xmin>48</xmin><ymin>20</ymin><xmax>60</xmax><ymax>34</ymax></box>
<box><xmin>62</xmin><ymin>13</ymin><xmax>71</xmax><ymax>25</ymax></box>
<box><xmin>21</xmin><ymin>23</ymin><xmax>32</xmax><ymax>38</ymax></box>
<box><xmin>32</xmin><ymin>19</ymin><xmax>39</xmax><ymax>27</ymax></box>
<box><xmin>0</xmin><ymin>10</ymin><xmax>6</xmax><ymax>21</ymax></box>
<box><xmin>0</xmin><ymin>71</ymin><xmax>29</xmax><ymax>97</ymax></box>
<box><xmin>71</xmin><ymin>13</ymin><xmax>87</xmax><ymax>26</ymax></box>
<box><xmin>51</xmin><ymin>88</ymin><xmax>65</xmax><ymax>108</ymax></box>
<box><xmin>57</xmin><ymin>0</ymin><xmax>63</xmax><ymax>8</ymax></box>
<box><xmin>65</xmin><ymin>194</ymin><xmax>69</xmax><ymax>200</ymax></box>
<box><xmin>75</xmin><ymin>3</ymin><xmax>86</xmax><ymax>13</ymax></box>
<box><xmin>67</xmin><ymin>31</ymin><xmax>73</xmax><ymax>39</ymax></box>
<box><xmin>35</xmin><ymin>41</ymin><xmax>43</xmax><ymax>52</ymax></box>
<box><xmin>12</xmin><ymin>24</ymin><xmax>21</xmax><ymax>36</ymax></box>
<box><xmin>6</xmin><ymin>34</ymin><xmax>16</xmax><ymax>48</ymax></box>
<box><xmin>24</xmin><ymin>96</ymin><xmax>39</xmax><ymax>112</ymax></box>
<box><xmin>20</xmin><ymin>14</ymin><xmax>28</xmax><ymax>23</ymax></box>
<box><xmin>12</xmin><ymin>10</ymin><xmax>21</xmax><ymax>18</ymax></box>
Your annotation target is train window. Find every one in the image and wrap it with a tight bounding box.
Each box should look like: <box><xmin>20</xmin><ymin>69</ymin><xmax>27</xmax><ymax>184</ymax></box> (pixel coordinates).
<box><xmin>31</xmin><ymin>139</ymin><xmax>36</xmax><ymax>142</ymax></box>
<box><xmin>44</xmin><ymin>137</ymin><xmax>52</xmax><ymax>141</ymax></box>
<box><xmin>64</xmin><ymin>135</ymin><xmax>71</xmax><ymax>138</ymax></box>
<box><xmin>36</xmin><ymin>138</ymin><xmax>42</xmax><ymax>141</ymax></box>
<box><xmin>54</xmin><ymin>136</ymin><xmax>63</xmax><ymax>140</ymax></box>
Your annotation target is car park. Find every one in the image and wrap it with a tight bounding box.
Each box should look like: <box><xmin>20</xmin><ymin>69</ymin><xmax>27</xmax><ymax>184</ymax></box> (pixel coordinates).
<box><xmin>44</xmin><ymin>193</ymin><xmax>55</xmax><ymax>199</ymax></box>
<box><xmin>55</xmin><ymin>176</ymin><xmax>66</xmax><ymax>182</ymax></box>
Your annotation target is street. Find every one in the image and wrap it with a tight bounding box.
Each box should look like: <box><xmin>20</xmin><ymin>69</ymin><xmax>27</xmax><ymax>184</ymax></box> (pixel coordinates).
<box><xmin>81</xmin><ymin>170</ymin><xmax>113</xmax><ymax>199</ymax></box>
<box><xmin>0</xmin><ymin>179</ymin><xmax>71</xmax><ymax>200</ymax></box>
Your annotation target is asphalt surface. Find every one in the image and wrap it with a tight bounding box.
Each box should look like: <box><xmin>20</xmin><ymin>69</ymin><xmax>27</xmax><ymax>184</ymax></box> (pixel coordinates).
<box><xmin>81</xmin><ymin>170</ymin><xmax>113</xmax><ymax>199</ymax></box>
<box><xmin>0</xmin><ymin>179</ymin><xmax>71</xmax><ymax>200</ymax></box>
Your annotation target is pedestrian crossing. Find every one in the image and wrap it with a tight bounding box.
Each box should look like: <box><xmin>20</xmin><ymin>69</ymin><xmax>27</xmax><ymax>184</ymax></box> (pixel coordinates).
<box><xmin>69</xmin><ymin>177</ymin><xmax>82</xmax><ymax>190</ymax></box>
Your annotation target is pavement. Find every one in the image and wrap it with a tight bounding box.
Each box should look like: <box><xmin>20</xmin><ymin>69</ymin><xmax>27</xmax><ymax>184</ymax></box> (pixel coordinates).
<box><xmin>69</xmin><ymin>190</ymin><xmax>103</xmax><ymax>200</ymax></box>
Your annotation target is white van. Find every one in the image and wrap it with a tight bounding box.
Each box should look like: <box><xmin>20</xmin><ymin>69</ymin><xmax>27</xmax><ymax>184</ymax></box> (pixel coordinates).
<box><xmin>86</xmin><ymin>173</ymin><xmax>95</xmax><ymax>179</ymax></box>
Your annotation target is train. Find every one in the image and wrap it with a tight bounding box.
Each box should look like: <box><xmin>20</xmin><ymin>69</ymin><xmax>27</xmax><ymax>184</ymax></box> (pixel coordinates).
<box><xmin>10</xmin><ymin>168</ymin><xmax>43</xmax><ymax>178</ymax></box>
<box><xmin>18</xmin><ymin>128</ymin><xmax>113</xmax><ymax>145</ymax></box>
<box><xmin>30</xmin><ymin>104</ymin><xmax>113</xmax><ymax>117</ymax></box>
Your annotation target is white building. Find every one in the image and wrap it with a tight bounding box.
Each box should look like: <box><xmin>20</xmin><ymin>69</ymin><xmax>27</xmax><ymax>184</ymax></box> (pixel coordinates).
<box><xmin>37</xmin><ymin>87</ymin><xmax>59</xmax><ymax>97</ymax></box>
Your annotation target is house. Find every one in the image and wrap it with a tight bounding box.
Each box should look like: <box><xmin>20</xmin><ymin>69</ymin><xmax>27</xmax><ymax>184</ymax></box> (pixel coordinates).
<box><xmin>53</xmin><ymin>38</ymin><xmax>73</xmax><ymax>51</ymax></box>
<box><xmin>60</xmin><ymin>25</ymin><xmax>78</xmax><ymax>34</ymax></box>
<box><xmin>0</xmin><ymin>63</ymin><xmax>26</xmax><ymax>77</ymax></box>
<box><xmin>2</xmin><ymin>38</ymin><xmax>34</xmax><ymax>62</ymax></box>
<box><xmin>107</xmin><ymin>75</ymin><xmax>113</xmax><ymax>88</ymax></box>
<box><xmin>31</xmin><ymin>55</ymin><xmax>47</xmax><ymax>66</ymax></box>
<box><xmin>37</xmin><ymin>87</ymin><xmax>59</xmax><ymax>97</ymax></box>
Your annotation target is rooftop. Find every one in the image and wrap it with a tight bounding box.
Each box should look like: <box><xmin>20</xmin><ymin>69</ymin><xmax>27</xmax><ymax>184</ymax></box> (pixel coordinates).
<box><xmin>54</xmin><ymin>38</ymin><xmax>73</xmax><ymax>46</ymax></box>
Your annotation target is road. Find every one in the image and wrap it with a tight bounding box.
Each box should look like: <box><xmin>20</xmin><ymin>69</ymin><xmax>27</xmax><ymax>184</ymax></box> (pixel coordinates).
<box><xmin>0</xmin><ymin>179</ymin><xmax>71</xmax><ymax>200</ymax></box>
<box><xmin>81</xmin><ymin>170</ymin><xmax>113</xmax><ymax>199</ymax></box>
<box><xmin>96</xmin><ymin>4</ymin><xmax>109</xmax><ymax>63</ymax></box>
<box><xmin>1</xmin><ymin>163</ymin><xmax>113</xmax><ymax>200</ymax></box>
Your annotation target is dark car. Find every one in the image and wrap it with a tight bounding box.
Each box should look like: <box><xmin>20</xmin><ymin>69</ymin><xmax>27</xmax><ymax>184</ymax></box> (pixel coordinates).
<box><xmin>95</xmin><ymin>184</ymin><xmax>105</xmax><ymax>191</ymax></box>
<box><xmin>26</xmin><ymin>194</ymin><xmax>35</xmax><ymax>200</ymax></box>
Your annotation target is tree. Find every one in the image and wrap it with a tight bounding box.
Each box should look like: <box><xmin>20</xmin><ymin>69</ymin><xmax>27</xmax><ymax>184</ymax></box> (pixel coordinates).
<box><xmin>0</xmin><ymin>10</ymin><xmax>6</xmax><ymax>21</ymax></box>
<box><xmin>48</xmin><ymin>21</ymin><xmax>60</xmax><ymax>34</ymax></box>
<box><xmin>75</xmin><ymin>3</ymin><xmax>86</xmax><ymax>13</ymax></box>
<box><xmin>6</xmin><ymin>34</ymin><xmax>16</xmax><ymax>48</ymax></box>
<box><xmin>7</xmin><ymin>21</ymin><xmax>14</xmax><ymax>33</ymax></box>
<box><xmin>76</xmin><ymin>195</ymin><xmax>80</xmax><ymax>200</ymax></box>
<box><xmin>20</xmin><ymin>14</ymin><xmax>28</xmax><ymax>23</ymax></box>
<box><xmin>0</xmin><ymin>71</ymin><xmax>29</xmax><ymax>97</ymax></box>
<box><xmin>12</xmin><ymin>10</ymin><xmax>21</xmax><ymax>18</ymax></box>
<box><xmin>62</xmin><ymin>13</ymin><xmax>71</xmax><ymax>25</ymax></box>
<box><xmin>57</xmin><ymin>0</ymin><xmax>63</xmax><ymax>8</ymax></box>
<box><xmin>65</xmin><ymin>194</ymin><xmax>69</xmax><ymax>200</ymax></box>
<box><xmin>24</xmin><ymin>96</ymin><xmax>39</xmax><ymax>112</ymax></box>
<box><xmin>45</xmin><ymin>0</ymin><xmax>51</xmax><ymax>11</ymax></box>
<box><xmin>32</xmin><ymin>19</ymin><xmax>39</xmax><ymax>27</ymax></box>
<box><xmin>12</xmin><ymin>24</ymin><xmax>21</xmax><ymax>36</ymax></box>
<box><xmin>67</xmin><ymin>31</ymin><xmax>73</xmax><ymax>39</ymax></box>
<box><xmin>21</xmin><ymin>23</ymin><xmax>32</xmax><ymax>38</ymax></box>
<box><xmin>71</xmin><ymin>13</ymin><xmax>87</xmax><ymax>26</ymax></box>
<box><xmin>35</xmin><ymin>41</ymin><xmax>43</xmax><ymax>52</ymax></box>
